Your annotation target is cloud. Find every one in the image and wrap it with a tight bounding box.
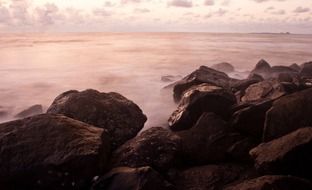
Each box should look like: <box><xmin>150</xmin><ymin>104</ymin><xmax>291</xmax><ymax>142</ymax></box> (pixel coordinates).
<box><xmin>121</xmin><ymin>0</ymin><xmax>141</xmax><ymax>4</ymax></box>
<box><xmin>204</xmin><ymin>0</ymin><xmax>214</xmax><ymax>6</ymax></box>
<box><xmin>35</xmin><ymin>3</ymin><xmax>60</xmax><ymax>25</ymax></box>
<box><xmin>294</xmin><ymin>6</ymin><xmax>310</xmax><ymax>13</ymax></box>
<box><xmin>253</xmin><ymin>0</ymin><xmax>285</xmax><ymax>3</ymax></box>
<box><xmin>133</xmin><ymin>8</ymin><xmax>150</xmax><ymax>13</ymax></box>
<box><xmin>271</xmin><ymin>9</ymin><xmax>285</xmax><ymax>15</ymax></box>
<box><xmin>93</xmin><ymin>8</ymin><xmax>112</xmax><ymax>17</ymax></box>
<box><xmin>0</xmin><ymin>5</ymin><xmax>10</xmax><ymax>23</ymax></box>
<box><xmin>168</xmin><ymin>0</ymin><xmax>193</xmax><ymax>8</ymax></box>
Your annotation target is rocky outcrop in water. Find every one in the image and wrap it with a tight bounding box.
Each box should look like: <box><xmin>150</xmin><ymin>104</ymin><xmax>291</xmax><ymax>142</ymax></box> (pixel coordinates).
<box><xmin>1</xmin><ymin>59</ymin><xmax>312</xmax><ymax>189</ymax></box>
<box><xmin>14</xmin><ymin>104</ymin><xmax>43</xmax><ymax>118</ymax></box>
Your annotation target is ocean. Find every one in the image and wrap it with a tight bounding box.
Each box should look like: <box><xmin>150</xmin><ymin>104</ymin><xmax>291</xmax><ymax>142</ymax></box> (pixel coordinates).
<box><xmin>1</xmin><ymin>32</ymin><xmax>312</xmax><ymax>128</ymax></box>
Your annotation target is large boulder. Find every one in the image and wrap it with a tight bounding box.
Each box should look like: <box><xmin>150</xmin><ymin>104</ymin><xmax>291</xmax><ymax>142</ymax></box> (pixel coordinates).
<box><xmin>91</xmin><ymin>167</ymin><xmax>175</xmax><ymax>190</ymax></box>
<box><xmin>172</xmin><ymin>164</ymin><xmax>254</xmax><ymax>190</ymax></box>
<box><xmin>250</xmin><ymin>127</ymin><xmax>312</xmax><ymax>179</ymax></box>
<box><xmin>169</xmin><ymin>84</ymin><xmax>236</xmax><ymax>131</ymax></box>
<box><xmin>172</xmin><ymin>66</ymin><xmax>234</xmax><ymax>102</ymax></box>
<box><xmin>224</xmin><ymin>175</ymin><xmax>312</xmax><ymax>190</ymax></box>
<box><xmin>263</xmin><ymin>88</ymin><xmax>312</xmax><ymax>141</ymax></box>
<box><xmin>177</xmin><ymin>113</ymin><xmax>250</xmax><ymax>165</ymax></box>
<box><xmin>231</xmin><ymin>100</ymin><xmax>273</xmax><ymax>139</ymax></box>
<box><xmin>270</xmin><ymin>65</ymin><xmax>298</xmax><ymax>78</ymax></box>
<box><xmin>0</xmin><ymin>114</ymin><xmax>110</xmax><ymax>190</ymax></box>
<box><xmin>111</xmin><ymin>127</ymin><xmax>181</xmax><ymax>172</ymax></box>
<box><xmin>241</xmin><ymin>79</ymin><xmax>297</xmax><ymax>103</ymax></box>
<box><xmin>289</xmin><ymin>63</ymin><xmax>301</xmax><ymax>72</ymax></box>
<box><xmin>47</xmin><ymin>89</ymin><xmax>147</xmax><ymax>148</ymax></box>
<box><xmin>15</xmin><ymin>104</ymin><xmax>43</xmax><ymax>118</ymax></box>
<box><xmin>211</xmin><ymin>62</ymin><xmax>235</xmax><ymax>73</ymax></box>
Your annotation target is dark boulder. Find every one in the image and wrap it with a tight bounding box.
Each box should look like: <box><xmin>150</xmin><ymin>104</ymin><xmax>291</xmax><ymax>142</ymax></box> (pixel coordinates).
<box><xmin>250</xmin><ymin>127</ymin><xmax>312</xmax><ymax>178</ymax></box>
<box><xmin>172</xmin><ymin>66</ymin><xmax>234</xmax><ymax>102</ymax></box>
<box><xmin>177</xmin><ymin>113</ymin><xmax>249</xmax><ymax>164</ymax></box>
<box><xmin>15</xmin><ymin>104</ymin><xmax>43</xmax><ymax>118</ymax></box>
<box><xmin>0</xmin><ymin>114</ymin><xmax>110</xmax><ymax>190</ymax></box>
<box><xmin>231</xmin><ymin>100</ymin><xmax>273</xmax><ymax>139</ymax></box>
<box><xmin>249</xmin><ymin>59</ymin><xmax>271</xmax><ymax>79</ymax></box>
<box><xmin>224</xmin><ymin>175</ymin><xmax>312</xmax><ymax>190</ymax></box>
<box><xmin>263</xmin><ymin>88</ymin><xmax>312</xmax><ymax>141</ymax></box>
<box><xmin>300</xmin><ymin>61</ymin><xmax>312</xmax><ymax>78</ymax></box>
<box><xmin>91</xmin><ymin>167</ymin><xmax>175</xmax><ymax>190</ymax></box>
<box><xmin>211</xmin><ymin>62</ymin><xmax>235</xmax><ymax>73</ymax></box>
<box><xmin>270</xmin><ymin>65</ymin><xmax>298</xmax><ymax>78</ymax></box>
<box><xmin>173</xmin><ymin>164</ymin><xmax>254</xmax><ymax>190</ymax></box>
<box><xmin>111</xmin><ymin>127</ymin><xmax>181</xmax><ymax>172</ymax></box>
<box><xmin>169</xmin><ymin>84</ymin><xmax>236</xmax><ymax>131</ymax></box>
<box><xmin>47</xmin><ymin>89</ymin><xmax>147</xmax><ymax>149</ymax></box>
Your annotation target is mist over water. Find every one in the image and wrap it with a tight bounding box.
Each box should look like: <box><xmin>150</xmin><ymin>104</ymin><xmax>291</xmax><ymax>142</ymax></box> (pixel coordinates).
<box><xmin>1</xmin><ymin>32</ymin><xmax>312</xmax><ymax>128</ymax></box>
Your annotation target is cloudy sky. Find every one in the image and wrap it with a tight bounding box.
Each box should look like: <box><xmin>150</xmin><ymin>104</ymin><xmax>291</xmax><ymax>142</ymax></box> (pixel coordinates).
<box><xmin>0</xmin><ymin>0</ymin><xmax>311</xmax><ymax>33</ymax></box>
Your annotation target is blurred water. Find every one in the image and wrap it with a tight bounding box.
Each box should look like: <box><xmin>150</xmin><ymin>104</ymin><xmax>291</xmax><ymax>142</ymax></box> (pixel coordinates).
<box><xmin>0</xmin><ymin>32</ymin><xmax>312</xmax><ymax>128</ymax></box>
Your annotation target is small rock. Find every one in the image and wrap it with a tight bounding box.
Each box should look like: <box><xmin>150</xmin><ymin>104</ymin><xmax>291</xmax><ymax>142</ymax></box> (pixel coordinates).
<box><xmin>161</xmin><ymin>75</ymin><xmax>182</xmax><ymax>82</ymax></box>
<box><xmin>224</xmin><ymin>175</ymin><xmax>312</xmax><ymax>190</ymax></box>
<box><xmin>91</xmin><ymin>167</ymin><xmax>176</xmax><ymax>190</ymax></box>
<box><xmin>15</xmin><ymin>104</ymin><xmax>43</xmax><ymax>118</ymax></box>
<box><xmin>300</xmin><ymin>61</ymin><xmax>312</xmax><ymax>78</ymax></box>
<box><xmin>249</xmin><ymin>59</ymin><xmax>271</xmax><ymax>79</ymax></box>
<box><xmin>211</xmin><ymin>62</ymin><xmax>235</xmax><ymax>73</ymax></box>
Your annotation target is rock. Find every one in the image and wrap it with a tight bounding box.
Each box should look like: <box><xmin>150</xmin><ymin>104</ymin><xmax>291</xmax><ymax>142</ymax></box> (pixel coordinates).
<box><xmin>224</xmin><ymin>175</ymin><xmax>312</xmax><ymax>190</ymax></box>
<box><xmin>111</xmin><ymin>127</ymin><xmax>181</xmax><ymax>172</ymax></box>
<box><xmin>177</xmin><ymin>113</ymin><xmax>247</xmax><ymax>165</ymax></box>
<box><xmin>227</xmin><ymin>137</ymin><xmax>258</xmax><ymax>163</ymax></box>
<box><xmin>169</xmin><ymin>84</ymin><xmax>236</xmax><ymax>131</ymax></box>
<box><xmin>250</xmin><ymin>127</ymin><xmax>312</xmax><ymax>178</ymax></box>
<box><xmin>47</xmin><ymin>89</ymin><xmax>147</xmax><ymax>149</ymax></box>
<box><xmin>249</xmin><ymin>59</ymin><xmax>271</xmax><ymax>79</ymax></box>
<box><xmin>231</xmin><ymin>100</ymin><xmax>273</xmax><ymax>139</ymax></box>
<box><xmin>211</xmin><ymin>62</ymin><xmax>235</xmax><ymax>73</ymax></box>
<box><xmin>91</xmin><ymin>167</ymin><xmax>175</xmax><ymax>190</ymax></box>
<box><xmin>241</xmin><ymin>79</ymin><xmax>296</xmax><ymax>103</ymax></box>
<box><xmin>0</xmin><ymin>114</ymin><xmax>110</xmax><ymax>190</ymax></box>
<box><xmin>173</xmin><ymin>164</ymin><xmax>253</xmax><ymax>190</ymax></box>
<box><xmin>172</xmin><ymin>66</ymin><xmax>233</xmax><ymax>102</ymax></box>
<box><xmin>300</xmin><ymin>61</ymin><xmax>312</xmax><ymax>78</ymax></box>
<box><xmin>161</xmin><ymin>75</ymin><xmax>182</xmax><ymax>82</ymax></box>
<box><xmin>0</xmin><ymin>106</ymin><xmax>9</xmax><ymax>118</ymax></box>
<box><xmin>270</xmin><ymin>65</ymin><xmax>298</xmax><ymax>77</ymax></box>
<box><xmin>263</xmin><ymin>88</ymin><xmax>312</xmax><ymax>141</ymax></box>
<box><xmin>289</xmin><ymin>63</ymin><xmax>301</xmax><ymax>71</ymax></box>
<box><xmin>14</xmin><ymin>104</ymin><xmax>43</xmax><ymax>118</ymax></box>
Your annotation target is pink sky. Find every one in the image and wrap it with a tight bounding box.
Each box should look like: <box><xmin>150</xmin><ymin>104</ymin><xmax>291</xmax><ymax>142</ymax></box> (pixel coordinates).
<box><xmin>0</xmin><ymin>0</ymin><xmax>311</xmax><ymax>33</ymax></box>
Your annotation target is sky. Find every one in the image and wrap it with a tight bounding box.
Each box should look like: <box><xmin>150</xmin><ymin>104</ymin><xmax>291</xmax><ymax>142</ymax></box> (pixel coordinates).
<box><xmin>0</xmin><ymin>0</ymin><xmax>311</xmax><ymax>33</ymax></box>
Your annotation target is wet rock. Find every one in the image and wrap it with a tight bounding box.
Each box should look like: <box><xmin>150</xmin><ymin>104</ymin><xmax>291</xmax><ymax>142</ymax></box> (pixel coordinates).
<box><xmin>231</xmin><ymin>76</ymin><xmax>264</xmax><ymax>102</ymax></box>
<box><xmin>211</xmin><ymin>62</ymin><xmax>235</xmax><ymax>73</ymax></box>
<box><xmin>270</xmin><ymin>65</ymin><xmax>298</xmax><ymax>78</ymax></box>
<box><xmin>0</xmin><ymin>114</ymin><xmax>110</xmax><ymax>190</ymax></box>
<box><xmin>289</xmin><ymin>63</ymin><xmax>301</xmax><ymax>71</ymax></box>
<box><xmin>231</xmin><ymin>100</ymin><xmax>273</xmax><ymax>139</ymax></box>
<box><xmin>15</xmin><ymin>104</ymin><xmax>43</xmax><ymax>118</ymax></box>
<box><xmin>169</xmin><ymin>84</ymin><xmax>236</xmax><ymax>131</ymax></box>
<box><xmin>91</xmin><ymin>167</ymin><xmax>175</xmax><ymax>190</ymax></box>
<box><xmin>241</xmin><ymin>79</ymin><xmax>296</xmax><ymax>103</ymax></box>
<box><xmin>227</xmin><ymin>137</ymin><xmax>258</xmax><ymax>163</ymax></box>
<box><xmin>172</xmin><ymin>66</ymin><xmax>233</xmax><ymax>102</ymax></box>
<box><xmin>249</xmin><ymin>59</ymin><xmax>271</xmax><ymax>79</ymax></box>
<box><xmin>111</xmin><ymin>127</ymin><xmax>181</xmax><ymax>172</ymax></box>
<box><xmin>177</xmin><ymin>113</ymin><xmax>246</xmax><ymax>165</ymax></box>
<box><xmin>300</xmin><ymin>61</ymin><xmax>312</xmax><ymax>78</ymax></box>
<box><xmin>263</xmin><ymin>88</ymin><xmax>312</xmax><ymax>141</ymax></box>
<box><xmin>224</xmin><ymin>175</ymin><xmax>312</xmax><ymax>190</ymax></box>
<box><xmin>173</xmin><ymin>164</ymin><xmax>253</xmax><ymax>190</ymax></box>
<box><xmin>47</xmin><ymin>89</ymin><xmax>147</xmax><ymax>149</ymax></box>
<box><xmin>250</xmin><ymin>127</ymin><xmax>312</xmax><ymax>178</ymax></box>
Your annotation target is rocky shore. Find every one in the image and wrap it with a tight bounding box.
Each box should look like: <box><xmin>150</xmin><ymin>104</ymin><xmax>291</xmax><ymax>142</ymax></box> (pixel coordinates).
<box><xmin>1</xmin><ymin>59</ymin><xmax>312</xmax><ymax>190</ymax></box>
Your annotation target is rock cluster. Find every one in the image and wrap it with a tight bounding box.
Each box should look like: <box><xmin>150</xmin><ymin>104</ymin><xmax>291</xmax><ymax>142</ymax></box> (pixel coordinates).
<box><xmin>1</xmin><ymin>59</ymin><xmax>312</xmax><ymax>190</ymax></box>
